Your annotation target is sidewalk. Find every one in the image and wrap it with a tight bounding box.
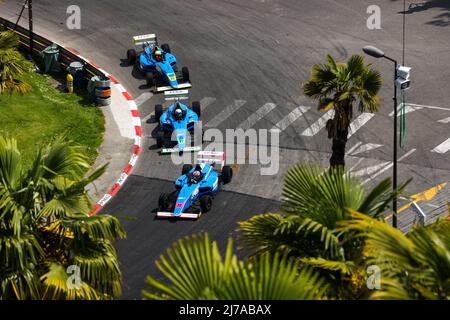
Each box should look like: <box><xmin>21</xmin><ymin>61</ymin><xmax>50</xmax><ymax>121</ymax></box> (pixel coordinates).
<box><xmin>85</xmin><ymin>82</ymin><xmax>136</xmax><ymax>207</ymax></box>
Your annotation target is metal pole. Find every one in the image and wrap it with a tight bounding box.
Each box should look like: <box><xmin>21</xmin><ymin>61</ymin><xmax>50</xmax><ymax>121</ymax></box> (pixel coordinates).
<box><xmin>28</xmin><ymin>0</ymin><xmax>34</xmax><ymax>55</ymax></box>
<box><xmin>393</xmin><ymin>61</ymin><xmax>398</xmax><ymax>228</ymax></box>
<box><xmin>14</xmin><ymin>0</ymin><xmax>28</xmax><ymax>30</ymax></box>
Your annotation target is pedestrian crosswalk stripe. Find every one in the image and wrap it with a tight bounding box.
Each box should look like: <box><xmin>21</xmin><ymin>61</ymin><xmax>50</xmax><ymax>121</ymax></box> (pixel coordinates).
<box><xmin>199</xmin><ymin>97</ymin><xmax>216</xmax><ymax>110</ymax></box>
<box><xmin>301</xmin><ymin>109</ymin><xmax>334</xmax><ymax>137</ymax></box>
<box><xmin>205</xmin><ymin>100</ymin><xmax>246</xmax><ymax>128</ymax></box>
<box><xmin>389</xmin><ymin>104</ymin><xmax>423</xmax><ymax>117</ymax></box>
<box><xmin>348</xmin><ymin>113</ymin><xmax>375</xmax><ymax>137</ymax></box>
<box><xmin>237</xmin><ymin>103</ymin><xmax>277</xmax><ymax>131</ymax></box>
<box><xmin>361</xmin><ymin>149</ymin><xmax>416</xmax><ymax>184</ymax></box>
<box><xmin>431</xmin><ymin>138</ymin><xmax>450</xmax><ymax>154</ymax></box>
<box><xmin>135</xmin><ymin>92</ymin><xmax>154</xmax><ymax>106</ymax></box>
<box><xmin>438</xmin><ymin>117</ymin><xmax>450</xmax><ymax>124</ymax></box>
<box><xmin>348</xmin><ymin>143</ymin><xmax>383</xmax><ymax>156</ymax></box>
<box><xmin>271</xmin><ymin>106</ymin><xmax>310</xmax><ymax>132</ymax></box>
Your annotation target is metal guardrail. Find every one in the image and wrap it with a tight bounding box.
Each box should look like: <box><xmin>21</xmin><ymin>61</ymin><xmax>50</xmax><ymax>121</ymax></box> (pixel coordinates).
<box><xmin>0</xmin><ymin>17</ymin><xmax>105</xmax><ymax>82</ymax></box>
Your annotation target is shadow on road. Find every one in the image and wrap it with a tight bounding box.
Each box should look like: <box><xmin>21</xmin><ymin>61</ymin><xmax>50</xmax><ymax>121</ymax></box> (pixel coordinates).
<box><xmin>393</xmin><ymin>0</ymin><xmax>450</xmax><ymax>26</ymax></box>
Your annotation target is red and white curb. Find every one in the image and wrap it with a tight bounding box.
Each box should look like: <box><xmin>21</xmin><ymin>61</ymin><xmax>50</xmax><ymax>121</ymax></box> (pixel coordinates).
<box><xmin>64</xmin><ymin>48</ymin><xmax>142</xmax><ymax>216</ymax></box>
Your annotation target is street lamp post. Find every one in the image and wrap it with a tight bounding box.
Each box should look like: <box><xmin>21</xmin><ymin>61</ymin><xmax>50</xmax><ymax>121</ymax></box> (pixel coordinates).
<box><xmin>362</xmin><ymin>46</ymin><xmax>398</xmax><ymax>229</ymax></box>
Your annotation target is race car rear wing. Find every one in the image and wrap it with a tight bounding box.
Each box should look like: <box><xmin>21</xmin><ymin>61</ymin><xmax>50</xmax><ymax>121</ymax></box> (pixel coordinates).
<box><xmin>196</xmin><ymin>151</ymin><xmax>226</xmax><ymax>169</ymax></box>
<box><xmin>157</xmin><ymin>212</ymin><xmax>202</xmax><ymax>219</ymax></box>
<box><xmin>164</xmin><ymin>89</ymin><xmax>190</xmax><ymax>101</ymax></box>
<box><xmin>133</xmin><ymin>34</ymin><xmax>157</xmax><ymax>48</ymax></box>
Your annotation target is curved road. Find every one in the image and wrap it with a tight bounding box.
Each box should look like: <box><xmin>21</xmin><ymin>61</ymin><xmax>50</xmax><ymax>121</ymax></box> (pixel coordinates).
<box><xmin>2</xmin><ymin>0</ymin><xmax>450</xmax><ymax>298</ymax></box>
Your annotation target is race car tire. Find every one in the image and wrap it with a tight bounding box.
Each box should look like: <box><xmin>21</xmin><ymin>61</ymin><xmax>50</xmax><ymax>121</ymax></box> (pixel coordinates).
<box><xmin>199</xmin><ymin>195</ymin><xmax>212</xmax><ymax>213</ymax></box>
<box><xmin>145</xmin><ymin>72</ymin><xmax>154</xmax><ymax>87</ymax></box>
<box><xmin>127</xmin><ymin>49</ymin><xmax>137</xmax><ymax>65</ymax></box>
<box><xmin>182</xmin><ymin>67</ymin><xmax>190</xmax><ymax>82</ymax></box>
<box><xmin>182</xmin><ymin>164</ymin><xmax>193</xmax><ymax>175</ymax></box>
<box><xmin>155</xmin><ymin>104</ymin><xmax>163</xmax><ymax>123</ymax></box>
<box><xmin>158</xmin><ymin>193</ymin><xmax>169</xmax><ymax>211</ymax></box>
<box><xmin>221</xmin><ymin>165</ymin><xmax>233</xmax><ymax>184</ymax></box>
<box><xmin>161</xmin><ymin>43</ymin><xmax>171</xmax><ymax>54</ymax></box>
<box><xmin>156</xmin><ymin>136</ymin><xmax>164</xmax><ymax>148</ymax></box>
<box><xmin>192</xmin><ymin>101</ymin><xmax>201</xmax><ymax>117</ymax></box>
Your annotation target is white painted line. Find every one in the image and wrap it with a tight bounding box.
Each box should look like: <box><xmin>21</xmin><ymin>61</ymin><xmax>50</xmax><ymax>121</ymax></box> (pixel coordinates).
<box><xmin>362</xmin><ymin>149</ymin><xmax>416</xmax><ymax>184</ymax></box>
<box><xmin>199</xmin><ymin>97</ymin><xmax>216</xmax><ymax>111</ymax></box>
<box><xmin>431</xmin><ymin>138</ymin><xmax>450</xmax><ymax>154</ymax></box>
<box><xmin>346</xmin><ymin>142</ymin><xmax>363</xmax><ymax>156</ymax></box>
<box><xmin>135</xmin><ymin>92</ymin><xmax>153</xmax><ymax>106</ymax></box>
<box><xmin>438</xmin><ymin>117</ymin><xmax>450</xmax><ymax>124</ymax></box>
<box><xmin>389</xmin><ymin>104</ymin><xmax>423</xmax><ymax>117</ymax></box>
<box><xmin>301</xmin><ymin>109</ymin><xmax>334</xmax><ymax>137</ymax></box>
<box><xmin>238</xmin><ymin>103</ymin><xmax>277</xmax><ymax>131</ymax></box>
<box><xmin>353</xmin><ymin>161</ymin><xmax>391</xmax><ymax>177</ymax></box>
<box><xmin>271</xmin><ymin>106</ymin><xmax>310</xmax><ymax>132</ymax></box>
<box><xmin>348</xmin><ymin>143</ymin><xmax>383</xmax><ymax>156</ymax></box>
<box><xmin>115</xmin><ymin>84</ymin><xmax>126</xmax><ymax>93</ymax></box>
<box><xmin>348</xmin><ymin>113</ymin><xmax>375</xmax><ymax>137</ymax></box>
<box><xmin>205</xmin><ymin>100</ymin><xmax>246</xmax><ymax>128</ymax></box>
<box><xmin>407</xmin><ymin>103</ymin><xmax>450</xmax><ymax>112</ymax></box>
<box><xmin>348</xmin><ymin>157</ymin><xmax>365</xmax><ymax>173</ymax></box>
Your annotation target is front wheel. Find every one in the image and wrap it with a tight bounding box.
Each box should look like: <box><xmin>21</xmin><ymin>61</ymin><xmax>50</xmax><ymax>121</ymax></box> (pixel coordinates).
<box><xmin>199</xmin><ymin>195</ymin><xmax>212</xmax><ymax>213</ymax></box>
<box><xmin>127</xmin><ymin>49</ymin><xmax>137</xmax><ymax>65</ymax></box>
<box><xmin>221</xmin><ymin>165</ymin><xmax>233</xmax><ymax>184</ymax></box>
<box><xmin>156</xmin><ymin>136</ymin><xmax>164</xmax><ymax>148</ymax></box>
<box><xmin>155</xmin><ymin>104</ymin><xmax>163</xmax><ymax>123</ymax></box>
<box><xmin>182</xmin><ymin>164</ymin><xmax>193</xmax><ymax>175</ymax></box>
<box><xmin>192</xmin><ymin>101</ymin><xmax>201</xmax><ymax>117</ymax></box>
<box><xmin>182</xmin><ymin>66</ymin><xmax>190</xmax><ymax>82</ymax></box>
<box><xmin>161</xmin><ymin>43</ymin><xmax>171</xmax><ymax>54</ymax></box>
<box><xmin>145</xmin><ymin>72</ymin><xmax>154</xmax><ymax>87</ymax></box>
<box><xmin>158</xmin><ymin>193</ymin><xmax>169</xmax><ymax>211</ymax></box>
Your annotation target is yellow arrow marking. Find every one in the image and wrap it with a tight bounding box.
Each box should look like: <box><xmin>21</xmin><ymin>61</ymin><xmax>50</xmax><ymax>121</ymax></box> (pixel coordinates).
<box><xmin>385</xmin><ymin>182</ymin><xmax>447</xmax><ymax>220</ymax></box>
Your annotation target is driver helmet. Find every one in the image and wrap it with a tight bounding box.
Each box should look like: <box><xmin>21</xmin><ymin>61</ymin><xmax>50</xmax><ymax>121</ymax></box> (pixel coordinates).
<box><xmin>193</xmin><ymin>170</ymin><xmax>201</xmax><ymax>177</ymax></box>
<box><xmin>154</xmin><ymin>49</ymin><xmax>163</xmax><ymax>61</ymax></box>
<box><xmin>174</xmin><ymin>108</ymin><xmax>183</xmax><ymax>120</ymax></box>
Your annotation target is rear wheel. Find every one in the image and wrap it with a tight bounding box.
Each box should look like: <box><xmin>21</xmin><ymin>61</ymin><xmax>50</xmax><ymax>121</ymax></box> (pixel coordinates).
<box><xmin>221</xmin><ymin>165</ymin><xmax>233</xmax><ymax>184</ymax></box>
<box><xmin>192</xmin><ymin>101</ymin><xmax>201</xmax><ymax>117</ymax></box>
<box><xmin>161</xmin><ymin>43</ymin><xmax>171</xmax><ymax>54</ymax></box>
<box><xmin>156</xmin><ymin>136</ymin><xmax>164</xmax><ymax>148</ymax></box>
<box><xmin>158</xmin><ymin>193</ymin><xmax>169</xmax><ymax>211</ymax></box>
<box><xmin>182</xmin><ymin>164</ymin><xmax>193</xmax><ymax>175</ymax></box>
<box><xmin>127</xmin><ymin>49</ymin><xmax>137</xmax><ymax>65</ymax></box>
<box><xmin>145</xmin><ymin>72</ymin><xmax>154</xmax><ymax>87</ymax></box>
<box><xmin>155</xmin><ymin>104</ymin><xmax>163</xmax><ymax>123</ymax></box>
<box><xmin>199</xmin><ymin>195</ymin><xmax>212</xmax><ymax>213</ymax></box>
<box><xmin>182</xmin><ymin>66</ymin><xmax>190</xmax><ymax>82</ymax></box>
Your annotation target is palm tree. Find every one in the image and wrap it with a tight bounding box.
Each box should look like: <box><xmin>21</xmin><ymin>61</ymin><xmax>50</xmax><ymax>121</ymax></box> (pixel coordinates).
<box><xmin>142</xmin><ymin>233</ymin><xmax>329</xmax><ymax>300</ymax></box>
<box><xmin>303</xmin><ymin>54</ymin><xmax>382</xmax><ymax>167</ymax></box>
<box><xmin>238</xmin><ymin>164</ymin><xmax>407</xmax><ymax>299</ymax></box>
<box><xmin>0</xmin><ymin>30</ymin><xmax>32</xmax><ymax>94</ymax></box>
<box><xmin>340</xmin><ymin>211</ymin><xmax>450</xmax><ymax>300</ymax></box>
<box><xmin>0</xmin><ymin>136</ymin><xmax>126</xmax><ymax>299</ymax></box>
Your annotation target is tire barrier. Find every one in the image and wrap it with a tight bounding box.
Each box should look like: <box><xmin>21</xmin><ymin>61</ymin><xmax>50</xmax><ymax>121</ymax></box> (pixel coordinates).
<box><xmin>95</xmin><ymin>78</ymin><xmax>112</xmax><ymax>106</ymax></box>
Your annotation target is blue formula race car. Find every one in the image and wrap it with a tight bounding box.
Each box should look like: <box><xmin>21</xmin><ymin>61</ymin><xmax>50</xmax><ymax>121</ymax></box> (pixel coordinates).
<box><xmin>157</xmin><ymin>151</ymin><xmax>233</xmax><ymax>219</ymax></box>
<box><xmin>154</xmin><ymin>90</ymin><xmax>203</xmax><ymax>154</ymax></box>
<box><xmin>126</xmin><ymin>34</ymin><xmax>192</xmax><ymax>92</ymax></box>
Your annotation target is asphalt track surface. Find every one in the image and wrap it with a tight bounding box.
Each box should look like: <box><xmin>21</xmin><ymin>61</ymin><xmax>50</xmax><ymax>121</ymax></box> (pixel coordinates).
<box><xmin>2</xmin><ymin>0</ymin><xmax>450</xmax><ymax>299</ymax></box>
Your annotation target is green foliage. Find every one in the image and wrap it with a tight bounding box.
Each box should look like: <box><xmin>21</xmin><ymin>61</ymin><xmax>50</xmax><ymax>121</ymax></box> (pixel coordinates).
<box><xmin>143</xmin><ymin>233</ymin><xmax>328</xmax><ymax>300</ymax></box>
<box><xmin>0</xmin><ymin>31</ymin><xmax>32</xmax><ymax>94</ymax></box>
<box><xmin>0</xmin><ymin>136</ymin><xmax>126</xmax><ymax>300</ymax></box>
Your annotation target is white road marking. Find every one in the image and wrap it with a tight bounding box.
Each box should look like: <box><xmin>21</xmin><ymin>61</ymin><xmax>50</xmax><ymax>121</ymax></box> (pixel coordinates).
<box><xmin>361</xmin><ymin>149</ymin><xmax>417</xmax><ymax>184</ymax></box>
<box><xmin>199</xmin><ymin>97</ymin><xmax>216</xmax><ymax>111</ymax></box>
<box><xmin>348</xmin><ymin>157</ymin><xmax>365</xmax><ymax>173</ymax></box>
<box><xmin>389</xmin><ymin>104</ymin><xmax>423</xmax><ymax>117</ymax></box>
<box><xmin>301</xmin><ymin>109</ymin><xmax>334</xmax><ymax>137</ymax></box>
<box><xmin>271</xmin><ymin>106</ymin><xmax>310</xmax><ymax>132</ymax></box>
<box><xmin>438</xmin><ymin>117</ymin><xmax>450</xmax><ymax>124</ymax></box>
<box><xmin>348</xmin><ymin>143</ymin><xmax>383</xmax><ymax>156</ymax></box>
<box><xmin>431</xmin><ymin>138</ymin><xmax>450</xmax><ymax>154</ymax></box>
<box><xmin>348</xmin><ymin>113</ymin><xmax>375</xmax><ymax>137</ymax></box>
<box><xmin>346</xmin><ymin>142</ymin><xmax>363</xmax><ymax>155</ymax></box>
<box><xmin>135</xmin><ymin>92</ymin><xmax>154</xmax><ymax>106</ymax></box>
<box><xmin>353</xmin><ymin>161</ymin><xmax>391</xmax><ymax>177</ymax></box>
<box><xmin>237</xmin><ymin>103</ymin><xmax>277</xmax><ymax>131</ymax></box>
<box><xmin>407</xmin><ymin>103</ymin><xmax>450</xmax><ymax>112</ymax></box>
<box><xmin>205</xmin><ymin>100</ymin><xmax>246</xmax><ymax>128</ymax></box>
